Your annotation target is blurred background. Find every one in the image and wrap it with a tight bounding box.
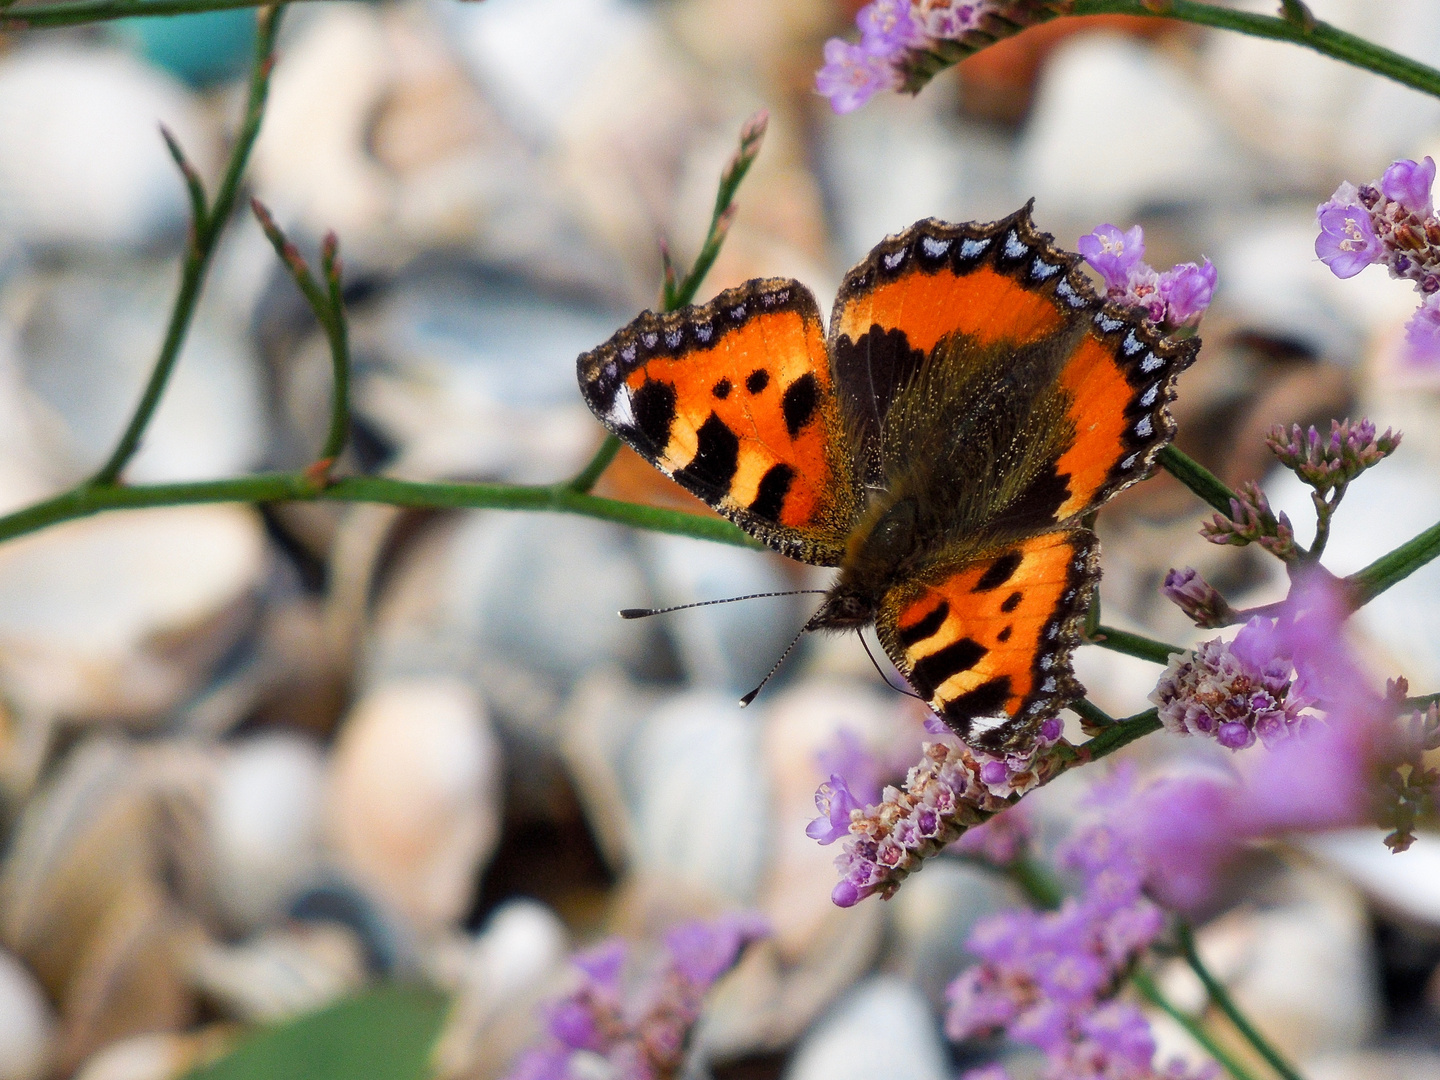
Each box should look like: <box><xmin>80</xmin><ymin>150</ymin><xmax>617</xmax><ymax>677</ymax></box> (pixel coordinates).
<box><xmin>0</xmin><ymin>0</ymin><xmax>1436</xmax><ymax>1077</ymax></box>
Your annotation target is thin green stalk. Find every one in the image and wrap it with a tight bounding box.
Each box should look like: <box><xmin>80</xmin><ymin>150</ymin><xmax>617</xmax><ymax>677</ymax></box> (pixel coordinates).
<box><xmin>1077</xmin><ymin>707</ymin><xmax>1161</xmax><ymax>760</ymax></box>
<box><xmin>569</xmin><ymin>435</ymin><xmax>622</xmax><ymax>495</ymax></box>
<box><xmin>90</xmin><ymin>5</ymin><xmax>283</xmax><ymax>486</ymax></box>
<box><xmin>663</xmin><ymin>111</ymin><xmax>767</xmax><ymax>311</ymax></box>
<box><xmin>1158</xmin><ymin>445</ymin><xmax>1236</xmax><ymax>517</ymax></box>
<box><xmin>319</xmin><ymin>233</ymin><xmax>349</xmax><ymax>466</ymax></box>
<box><xmin>1177</xmin><ymin>923</ymin><xmax>1307</xmax><ymax>1080</ymax></box>
<box><xmin>0</xmin><ymin>473</ymin><xmax>763</xmax><ymax>549</ymax></box>
<box><xmin>1071</xmin><ymin>696</ymin><xmax>1116</xmax><ymax>731</ymax></box>
<box><xmin>1088</xmin><ymin>625</ymin><xmax>1181</xmax><ymax>665</ymax></box>
<box><xmin>1131</xmin><ymin>969</ymin><xmax>1263</xmax><ymax>1080</ymax></box>
<box><xmin>1007</xmin><ymin>855</ymin><xmax>1065</xmax><ymax>909</ymax></box>
<box><xmin>1348</xmin><ymin>515</ymin><xmax>1440</xmax><ymax>605</ymax></box>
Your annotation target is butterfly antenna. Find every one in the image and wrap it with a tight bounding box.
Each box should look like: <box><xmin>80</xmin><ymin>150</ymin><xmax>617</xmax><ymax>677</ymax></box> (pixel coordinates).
<box><xmin>620</xmin><ymin>589</ymin><xmax>826</xmax><ymax>620</ymax></box>
<box><xmin>858</xmin><ymin>630</ymin><xmax>922</xmax><ymax>700</ymax></box>
<box><xmin>739</xmin><ymin>622</ymin><xmax>809</xmax><ymax>707</ymax></box>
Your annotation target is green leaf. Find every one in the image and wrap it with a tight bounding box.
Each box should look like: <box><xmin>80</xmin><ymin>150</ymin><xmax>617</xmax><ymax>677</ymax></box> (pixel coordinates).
<box><xmin>185</xmin><ymin>983</ymin><xmax>449</xmax><ymax>1080</ymax></box>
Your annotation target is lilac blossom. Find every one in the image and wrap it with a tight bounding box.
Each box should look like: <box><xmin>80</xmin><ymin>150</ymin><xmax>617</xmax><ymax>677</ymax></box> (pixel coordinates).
<box><xmin>815</xmin><ymin>38</ymin><xmax>900</xmax><ymax>115</ymax></box>
<box><xmin>1316</xmin><ymin>158</ymin><xmax>1440</xmax><ymax>365</ymax></box>
<box><xmin>944</xmin><ymin>821</ymin><xmax>1212</xmax><ymax>1080</ymax></box>
<box><xmin>1078</xmin><ymin>224</ymin><xmax>1217</xmax><ymax>329</ymax></box>
<box><xmin>1266</xmin><ymin>418</ymin><xmax>1400</xmax><ymax>495</ymax></box>
<box><xmin>504</xmin><ymin>915</ymin><xmax>767</xmax><ymax>1080</ymax></box>
<box><xmin>1199</xmin><ymin>480</ymin><xmax>1298</xmax><ymax>561</ymax></box>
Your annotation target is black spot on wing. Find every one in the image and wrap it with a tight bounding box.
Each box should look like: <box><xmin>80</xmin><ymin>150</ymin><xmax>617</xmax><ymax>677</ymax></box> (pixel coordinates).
<box><xmin>745</xmin><ymin>369</ymin><xmax>770</xmax><ymax>394</ymax></box>
<box><xmin>973</xmin><ymin>551</ymin><xmax>1023</xmax><ymax>592</ymax></box>
<box><xmin>748</xmin><ymin>462</ymin><xmax>794</xmax><ymax>522</ymax></box>
<box><xmin>1000</xmin><ymin>591</ymin><xmax>1022</xmax><ymax>613</ymax></box>
<box><xmin>632</xmin><ymin>379</ymin><xmax>677</xmax><ymax>450</ymax></box>
<box><xmin>941</xmin><ymin>676</ymin><xmax>1013</xmax><ymax>728</ymax></box>
<box><xmin>674</xmin><ymin>412</ymin><xmax>740</xmax><ymax>494</ymax></box>
<box><xmin>712</xmin><ymin>378</ymin><xmax>731</xmax><ymax>400</ymax></box>
<box><xmin>997</xmin><ymin>625</ymin><xmax>1012</xmax><ymax>642</ymax></box>
<box><xmin>781</xmin><ymin>372</ymin><xmax>819</xmax><ymax>438</ymax></box>
<box><xmin>897</xmin><ymin>601</ymin><xmax>949</xmax><ymax>647</ymax></box>
<box><xmin>910</xmin><ymin>637</ymin><xmax>987</xmax><ymax>700</ymax></box>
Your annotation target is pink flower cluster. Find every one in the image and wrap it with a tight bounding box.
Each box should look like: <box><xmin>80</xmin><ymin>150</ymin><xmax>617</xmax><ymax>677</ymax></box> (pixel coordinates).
<box><xmin>809</xmin><ymin>720</ymin><xmax>1062</xmax><ymax>907</ymax></box>
<box><xmin>506</xmin><ymin>916</ymin><xmax>767</xmax><ymax>1080</ymax></box>
<box><xmin>946</xmin><ymin>823</ymin><xmax>1214</xmax><ymax>1080</ymax></box>
<box><xmin>1316</xmin><ymin>156</ymin><xmax>1440</xmax><ymax>365</ymax></box>
<box><xmin>815</xmin><ymin>0</ymin><xmax>998</xmax><ymax>113</ymax></box>
<box><xmin>1266</xmin><ymin>418</ymin><xmax>1401</xmax><ymax>494</ymax></box>
<box><xmin>1078</xmin><ymin>224</ymin><xmax>1217</xmax><ymax>329</ymax></box>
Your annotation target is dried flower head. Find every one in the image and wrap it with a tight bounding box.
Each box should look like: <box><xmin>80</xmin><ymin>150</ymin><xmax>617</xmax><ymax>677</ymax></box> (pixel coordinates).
<box><xmin>1198</xmin><ymin>481</ymin><xmax>1297</xmax><ymax>561</ymax></box>
<box><xmin>820</xmin><ymin>721</ymin><xmax>1063</xmax><ymax>907</ymax></box>
<box><xmin>1379</xmin><ymin>700</ymin><xmax>1440</xmax><ymax>853</ymax></box>
<box><xmin>1161</xmin><ymin>567</ymin><xmax>1236</xmax><ymax>629</ymax></box>
<box><xmin>1266</xmin><ymin>418</ymin><xmax>1400</xmax><ymax>495</ymax></box>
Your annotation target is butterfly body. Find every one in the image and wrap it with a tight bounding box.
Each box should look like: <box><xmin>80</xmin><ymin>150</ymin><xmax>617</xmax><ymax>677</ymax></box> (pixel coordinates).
<box><xmin>578</xmin><ymin>205</ymin><xmax>1197</xmax><ymax>749</ymax></box>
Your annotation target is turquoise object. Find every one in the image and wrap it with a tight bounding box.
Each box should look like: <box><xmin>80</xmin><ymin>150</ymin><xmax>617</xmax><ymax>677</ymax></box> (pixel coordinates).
<box><xmin>111</xmin><ymin>8</ymin><xmax>256</xmax><ymax>87</ymax></box>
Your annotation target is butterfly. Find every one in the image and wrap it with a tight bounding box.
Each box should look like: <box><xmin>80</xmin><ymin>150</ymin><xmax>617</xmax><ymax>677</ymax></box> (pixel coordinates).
<box><xmin>577</xmin><ymin>204</ymin><xmax>1198</xmax><ymax>750</ymax></box>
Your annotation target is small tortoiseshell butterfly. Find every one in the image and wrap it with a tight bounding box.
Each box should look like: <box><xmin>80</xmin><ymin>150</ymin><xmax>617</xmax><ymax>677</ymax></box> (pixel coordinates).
<box><xmin>577</xmin><ymin>205</ymin><xmax>1198</xmax><ymax>750</ymax></box>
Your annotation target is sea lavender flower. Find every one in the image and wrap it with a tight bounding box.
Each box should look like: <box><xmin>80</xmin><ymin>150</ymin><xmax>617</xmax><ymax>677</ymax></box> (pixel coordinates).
<box><xmin>1161</xmin><ymin>567</ymin><xmax>1236</xmax><ymax>628</ymax></box>
<box><xmin>1149</xmin><ymin>616</ymin><xmax>1314</xmax><ymax>750</ymax></box>
<box><xmin>816</xmin><ymin>0</ymin><xmax>1010</xmax><ymax>113</ymax></box>
<box><xmin>1316</xmin><ymin>158</ymin><xmax>1440</xmax><ymax>365</ymax></box>
<box><xmin>1078</xmin><ymin>224</ymin><xmax>1217</xmax><ymax>330</ymax></box>
<box><xmin>822</xmin><ymin>722</ymin><xmax>1063</xmax><ymax>907</ymax></box>
<box><xmin>1380</xmin><ymin>692</ymin><xmax>1440</xmax><ymax>852</ymax></box>
<box><xmin>1199</xmin><ymin>480</ymin><xmax>1298</xmax><ymax>561</ymax></box>
<box><xmin>944</xmin><ymin>822</ymin><xmax>1213</xmax><ymax>1080</ymax></box>
<box><xmin>504</xmin><ymin>916</ymin><xmax>767</xmax><ymax>1080</ymax></box>
<box><xmin>1266</xmin><ymin>418</ymin><xmax>1401</xmax><ymax>495</ymax></box>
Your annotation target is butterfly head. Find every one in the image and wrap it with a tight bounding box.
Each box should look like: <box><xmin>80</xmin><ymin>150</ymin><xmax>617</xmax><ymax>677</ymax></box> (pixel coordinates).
<box><xmin>804</xmin><ymin>588</ymin><xmax>877</xmax><ymax>633</ymax></box>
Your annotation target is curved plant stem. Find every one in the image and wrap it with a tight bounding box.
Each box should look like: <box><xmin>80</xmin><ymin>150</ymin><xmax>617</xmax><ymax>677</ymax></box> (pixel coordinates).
<box><xmin>1158</xmin><ymin>444</ymin><xmax>1236</xmax><ymax>517</ymax></box>
<box><xmin>90</xmin><ymin>5</ymin><xmax>283</xmax><ymax>486</ymax></box>
<box><xmin>1088</xmin><ymin>625</ymin><xmax>1181</xmax><ymax>665</ymax></box>
<box><xmin>1131</xmin><ymin>969</ymin><xmax>1263</xmax><ymax>1080</ymax></box>
<box><xmin>0</xmin><ymin>474</ymin><xmax>761</xmax><ymax>548</ymax></box>
<box><xmin>569</xmin><ymin>435</ymin><xmax>623</xmax><ymax>495</ymax></box>
<box><xmin>1177</xmin><ymin>922</ymin><xmax>1307</xmax><ymax>1080</ymax></box>
<box><xmin>319</xmin><ymin>234</ymin><xmax>350</xmax><ymax>466</ymax></box>
<box><xmin>1348</xmin><ymin>515</ymin><xmax>1440</xmax><ymax>605</ymax></box>
<box><xmin>1076</xmin><ymin>707</ymin><xmax>1161</xmax><ymax>760</ymax></box>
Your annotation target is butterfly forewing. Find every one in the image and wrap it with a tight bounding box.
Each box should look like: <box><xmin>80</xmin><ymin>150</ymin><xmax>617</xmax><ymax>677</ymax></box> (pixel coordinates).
<box><xmin>874</xmin><ymin>530</ymin><xmax>1100</xmax><ymax>749</ymax></box>
<box><xmin>577</xmin><ymin>278</ymin><xmax>862</xmax><ymax>565</ymax></box>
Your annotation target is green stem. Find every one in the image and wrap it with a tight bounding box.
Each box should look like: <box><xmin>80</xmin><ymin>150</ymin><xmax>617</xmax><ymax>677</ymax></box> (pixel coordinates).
<box><xmin>569</xmin><ymin>435</ymin><xmax>622</xmax><ymax>494</ymax></box>
<box><xmin>1348</xmin><ymin>515</ymin><xmax>1440</xmax><ymax>605</ymax></box>
<box><xmin>1088</xmin><ymin>625</ymin><xmax>1181</xmax><ymax>665</ymax></box>
<box><xmin>1078</xmin><ymin>707</ymin><xmax>1162</xmax><ymax>760</ymax></box>
<box><xmin>1071</xmin><ymin>696</ymin><xmax>1116</xmax><ymax>731</ymax></box>
<box><xmin>319</xmin><ymin>235</ymin><xmax>350</xmax><ymax>466</ymax></box>
<box><xmin>1158</xmin><ymin>445</ymin><xmax>1237</xmax><ymax>517</ymax></box>
<box><xmin>1177</xmin><ymin>923</ymin><xmax>1307</xmax><ymax>1080</ymax></box>
<box><xmin>1007</xmin><ymin>856</ymin><xmax>1065</xmax><ymax>909</ymax></box>
<box><xmin>0</xmin><ymin>473</ymin><xmax>762</xmax><ymax>549</ymax></box>
<box><xmin>90</xmin><ymin>6</ymin><xmax>283</xmax><ymax>486</ymax></box>
<box><xmin>1131</xmin><ymin>969</ymin><xmax>1264</xmax><ymax>1080</ymax></box>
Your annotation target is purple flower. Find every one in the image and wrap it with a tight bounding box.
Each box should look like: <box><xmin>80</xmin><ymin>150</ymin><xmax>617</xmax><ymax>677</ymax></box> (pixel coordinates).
<box><xmin>1403</xmin><ymin>292</ymin><xmax>1440</xmax><ymax>367</ymax></box>
<box><xmin>1078</xmin><ymin>224</ymin><xmax>1146</xmax><ymax>292</ymax></box>
<box><xmin>663</xmin><ymin>914</ymin><xmax>768</xmax><ymax>987</ymax></box>
<box><xmin>1157</xmin><ymin>258</ymin><xmax>1217</xmax><ymax>325</ymax></box>
<box><xmin>806</xmin><ymin>773</ymin><xmax>864</xmax><ymax>844</ymax></box>
<box><xmin>815</xmin><ymin>37</ymin><xmax>901</xmax><ymax>114</ymax></box>
<box><xmin>1381</xmin><ymin>156</ymin><xmax>1436</xmax><ymax>216</ymax></box>
<box><xmin>1315</xmin><ymin>196</ymin><xmax>1383</xmax><ymax>279</ymax></box>
<box><xmin>857</xmin><ymin>0</ymin><xmax>927</xmax><ymax>51</ymax></box>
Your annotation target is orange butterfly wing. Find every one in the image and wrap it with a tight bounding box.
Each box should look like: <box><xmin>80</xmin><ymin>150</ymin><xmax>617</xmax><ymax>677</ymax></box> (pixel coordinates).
<box><xmin>577</xmin><ymin>278</ymin><xmax>861</xmax><ymax>565</ymax></box>
<box><xmin>875</xmin><ymin>531</ymin><xmax>1100</xmax><ymax>749</ymax></box>
<box><xmin>829</xmin><ymin>206</ymin><xmax>1198</xmax><ymax>526</ymax></box>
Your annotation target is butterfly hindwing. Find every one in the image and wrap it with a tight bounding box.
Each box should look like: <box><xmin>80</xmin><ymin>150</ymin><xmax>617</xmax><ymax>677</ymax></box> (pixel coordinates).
<box><xmin>577</xmin><ymin>278</ymin><xmax>861</xmax><ymax>565</ymax></box>
<box><xmin>875</xmin><ymin>530</ymin><xmax>1100</xmax><ymax>749</ymax></box>
<box><xmin>828</xmin><ymin>205</ymin><xmax>1198</xmax><ymax>527</ymax></box>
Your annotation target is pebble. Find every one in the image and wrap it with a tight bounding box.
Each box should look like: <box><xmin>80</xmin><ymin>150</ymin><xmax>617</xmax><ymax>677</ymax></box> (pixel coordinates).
<box><xmin>0</xmin><ymin>44</ymin><xmax>215</xmax><ymax>250</ymax></box>
<box><xmin>207</xmin><ymin>734</ymin><xmax>327</xmax><ymax>935</ymax></box>
<box><xmin>1017</xmin><ymin>32</ymin><xmax>1245</xmax><ymax>226</ymax></box>
<box><xmin>0</xmin><ymin>949</ymin><xmax>53</xmax><ymax>1080</ymax></box>
<box><xmin>783</xmin><ymin>975</ymin><xmax>949</xmax><ymax>1080</ymax></box>
<box><xmin>326</xmin><ymin>677</ymin><xmax>503</xmax><ymax>938</ymax></box>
